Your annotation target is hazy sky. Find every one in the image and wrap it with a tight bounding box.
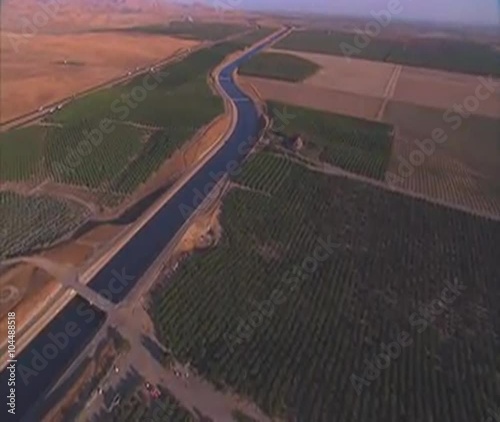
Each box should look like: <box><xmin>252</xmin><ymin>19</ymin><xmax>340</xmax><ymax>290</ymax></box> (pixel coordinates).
<box><xmin>199</xmin><ymin>0</ymin><xmax>500</xmax><ymax>25</ymax></box>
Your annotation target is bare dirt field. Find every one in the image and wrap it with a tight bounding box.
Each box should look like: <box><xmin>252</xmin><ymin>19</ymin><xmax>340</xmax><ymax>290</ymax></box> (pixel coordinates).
<box><xmin>0</xmin><ymin>31</ymin><xmax>198</xmax><ymax>122</ymax></box>
<box><xmin>269</xmin><ymin>48</ymin><xmax>397</xmax><ymax>98</ymax></box>
<box><xmin>77</xmin><ymin>224</ymin><xmax>125</xmax><ymax>245</ymax></box>
<box><xmin>242</xmin><ymin>76</ymin><xmax>383</xmax><ymax>120</ymax></box>
<box><xmin>41</xmin><ymin>241</ymin><xmax>94</xmax><ymax>265</ymax></box>
<box><xmin>394</xmin><ymin>67</ymin><xmax>500</xmax><ymax>119</ymax></box>
<box><xmin>262</xmin><ymin>49</ymin><xmax>500</xmax><ymax>119</ymax></box>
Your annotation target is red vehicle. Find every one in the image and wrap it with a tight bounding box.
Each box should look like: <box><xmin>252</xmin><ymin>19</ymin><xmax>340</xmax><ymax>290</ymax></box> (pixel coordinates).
<box><xmin>145</xmin><ymin>382</ymin><xmax>161</xmax><ymax>399</ymax></box>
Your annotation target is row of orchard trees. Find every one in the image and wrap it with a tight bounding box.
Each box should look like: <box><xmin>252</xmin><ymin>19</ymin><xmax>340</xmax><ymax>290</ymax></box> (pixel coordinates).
<box><xmin>150</xmin><ymin>151</ymin><xmax>500</xmax><ymax>422</ymax></box>
<box><xmin>0</xmin><ymin>191</ymin><xmax>90</xmax><ymax>259</ymax></box>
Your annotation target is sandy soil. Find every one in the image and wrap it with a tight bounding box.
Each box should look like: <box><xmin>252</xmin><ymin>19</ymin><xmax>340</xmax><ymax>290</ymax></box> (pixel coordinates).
<box><xmin>0</xmin><ymin>265</ymin><xmax>60</xmax><ymax>345</ymax></box>
<box><xmin>0</xmin><ymin>264</ymin><xmax>46</xmax><ymax>318</ymax></box>
<box><xmin>0</xmin><ymin>31</ymin><xmax>199</xmax><ymax>122</ymax></box>
<box><xmin>41</xmin><ymin>241</ymin><xmax>94</xmax><ymax>265</ymax></box>
<box><xmin>241</xmin><ymin>76</ymin><xmax>383</xmax><ymax>120</ymax></box>
<box><xmin>77</xmin><ymin>224</ymin><xmax>125</xmax><ymax>246</ymax></box>
<box><xmin>176</xmin><ymin>202</ymin><xmax>222</xmax><ymax>254</ymax></box>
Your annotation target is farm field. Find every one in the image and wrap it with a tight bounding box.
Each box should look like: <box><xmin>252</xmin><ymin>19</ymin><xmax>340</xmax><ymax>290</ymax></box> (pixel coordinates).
<box><xmin>0</xmin><ymin>125</ymin><xmax>49</xmax><ymax>182</ymax></box>
<box><xmin>266</xmin><ymin>101</ymin><xmax>393</xmax><ymax>180</ymax></box>
<box><xmin>250</xmin><ymin>49</ymin><xmax>500</xmax><ymax>118</ymax></box>
<box><xmin>1</xmin><ymin>34</ymin><xmax>268</xmax><ymax>188</ymax></box>
<box><xmin>0</xmin><ymin>31</ymin><xmax>199</xmax><ymax>123</ymax></box>
<box><xmin>384</xmin><ymin>101</ymin><xmax>500</xmax><ymax>217</ymax></box>
<box><xmin>274</xmin><ymin>29</ymin><xmax>500</xmax><ymax>77</ymax></box>
<box><xmin>238</xmin><ymin>52</ymin><xmax>320</xmax><ymax>82</ymax></box>
<box><xmin>0</xmin><ymin>191</ymin><xmax>91</xmax><ymax>260</ymax></box>
<box><xmin>393</xmin><ymin>66</ymin><xmax>500</xmax><ymax>119</ymax></box>
<box><xmin>0</xmin><ymin>28</ymin><xmax>275</xmax><ymax>261</ymax></box>
<box><xmin>113</xmin><ymin>20</ymin><xmax>249</xmax><ymax>41</ymax></box>
<box><xmin>240</xmin><ymin>52</ymin><xmax>499</xmax><ymax>217</ymax></box>
<box><xmin>47</xmin><ymin>39</ymin><xmax>258</xmax><ymax>126</ymax></box>
<box><xmin>244</xmin><ymin>76</ymin><xmax>384</xmax><ymax>120</ymax></box>
<box><xmin>268</xmin><ymin>49</ymin><xmax>397</xmax><ymax>97</ymax></box>
<box><xmin>229</xmin><ymin>27</ymin><xmax>279</xmax><ymax>48</ymax></box>
<box><xmin>150</xmin><ymin>151</ymin><xmax>500</xmax><ymax>422</ymax></box>
<box><xmin>0</xmin><ymin>121</ymin><xmax>153</xmax><ymax>205</ymax></box>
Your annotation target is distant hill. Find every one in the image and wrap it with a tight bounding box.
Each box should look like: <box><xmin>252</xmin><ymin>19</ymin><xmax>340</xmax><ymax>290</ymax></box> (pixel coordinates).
<box><xmin>0</xmin><ymin>0</ymin><xmax>183</xmax><ymax>31</ymax></box>
<box><xmin>0</xmin><ymin>0</ymin><xmax>249</xmax><ymax>31</ymax></box>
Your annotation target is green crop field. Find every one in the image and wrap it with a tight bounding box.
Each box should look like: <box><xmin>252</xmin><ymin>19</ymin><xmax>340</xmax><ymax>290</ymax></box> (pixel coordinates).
<box><xmin>150</xmin><ymin>151</ymin><xmax>500</xmax><ymax>422</ymax></box>
<box><xmin>0</xmin><ymin>28</ymin><xmax>276</xmax><ymax>257</ymax></box>
<box><xmin>0</xmin><ymin>125</ymin><xmax>48</xmax><ymax>182</ymax></box>
<box><xmin>229</xmin><ymin>27</ymin><xmax>276</xmax><ymax>48</ymax></box>
<box><xmin>267</xmin><ymin>101</ymin><xmax>394</xmax><ymax>180</ymax></box>
<box><xmin>275</xmin><ymin>29</ymin><xmax>500</xmax><ymax>77</ymax></box>
<box><xmin>46</xmin><ymin>121</ymin><xmax>145</xmax><ymax>190</ymax></box>
<box><xmin>0</xmin><ymin>191</ymin><xmax>90</xmax><ymax>259</ymax></box>
<box><xmin>113</xmin><ymin>21</ymin><xmax>248</xmax><ymax>41</ymax></box>
<box><xmin>48</xmin><ymin>41</ymin><xmax>251</xmax><ymax>129</ymax></box>
<box><xmin>1</xmin><ymin>29</ymin><xmax>273</xmax><ymax>198</ymax></box>
<box><xmin>238</xmin><ymin>52</ymin><xmax>320</xmax><ymax>82</ymax></box>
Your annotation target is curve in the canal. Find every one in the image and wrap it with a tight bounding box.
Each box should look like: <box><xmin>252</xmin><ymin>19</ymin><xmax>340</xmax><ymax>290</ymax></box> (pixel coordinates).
<box><xmin>0</xmin><ymin>28</ymin><xmax>288</xmax><ymax>421</ymax></box>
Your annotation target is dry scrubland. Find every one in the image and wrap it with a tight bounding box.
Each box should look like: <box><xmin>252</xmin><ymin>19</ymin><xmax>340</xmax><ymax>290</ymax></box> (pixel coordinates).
<box><xmin>0</xmin><ymin>32</ymin><xmax>198</xmax><ymax>122</ymax></box>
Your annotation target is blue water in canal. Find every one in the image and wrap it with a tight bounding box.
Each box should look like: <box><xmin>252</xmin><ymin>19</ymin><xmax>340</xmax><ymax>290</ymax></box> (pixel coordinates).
<box><xmin>0</xmin><ymin>28</ymin><xmax>287</xmax><ymax>421</ymax></box>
